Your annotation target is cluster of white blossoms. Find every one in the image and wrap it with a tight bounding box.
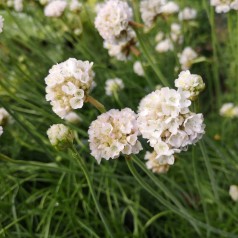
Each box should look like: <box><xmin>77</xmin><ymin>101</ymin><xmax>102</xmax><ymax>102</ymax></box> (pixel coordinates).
<box><xmin>45</xmin><ymin>58</ymin><xmax>95</xmax><ymax>119</ymax></box>
<box><xmin>133</xmin><ymin>61</ymin><xmax>145</xmax><ymax>77</ymax></box>
<box><xmin>44</xmin><ymin>0</ymin><xmax>67</xmax><ymax>18</ymax></box>
<box><xmin>88</xmin><ymin>108</ymin><xmax>143</xmax><ymax>164</ymax></box>
<box><xmin>0</xmin><ymin>16</ymin><xmax>4</xmax><ymax>33</ymax></box>
<box><xmin>64</xmin><ymin>112</ymin><xmax>82</xmax><ymax>124</ymax></box>
<box><xmin>175</xmin><ymin>70</ymin><xmax>205</xmax><ymax>100</ymax></box>
<box><xmin>0</xmin><ymin>108</ymin><xmax>11</xmax><ymax>126</ymax></box>
<box><xmin>219</xmin><ymin>103</ymin><xmax>238</xmax><ymax>118</ymax></box>
<box><xmin>105</xmin><ymin>78</ymin><xmax>124</xmax><ymax>96</ymax></box>
<box><xmin>95</xmin><ymin>0</ymin><xmax>136</xmax><ymax>61</ymax></box>
<box><xmin>145</xmin><ymin>151</ymin><xmax>170</xmax><ymax>174</ymax></box>
<box><xmin>178</xmin><ymin>7</ymin><xmax>197</xmax><ymax>21</ymax></box>
<box><xmin>47</xmin><ymin>124</ymin><xmax>74</xmax><ymax>150</ymax></box>
<box><xmin>7</xmin><ymin>0</ymin><xmax>23</xmax><ymax>12</ymax></box>
<box><xmin>178</xmin><ymin>47</ymin><xmax>198</xmax><ymax>70</ymax></box>
<box><xmin>210</xmin><ymin>0</ymin><xmax>238</xmax><ymax>13</ymax></box>
<box><xmin>229</xmin><ymin>185</ymin><xmax>238</xmax><ymax>201</ymax></box>
<box><xmin>140</xmin><ymin>0</ymin><xmax>179</xmax><ymax>28</ymax></box>
<box><xmin>155</xmin><ymin>23</ymin><xmax>183</xmax><ymax>53</ymax></box>
<box><xmin>69</xmin><ymin>0</ymin><xmax>82</xmax><ymax>12</ymax></box>
<box><xmin>137</xmin><ymin>87</ymin><xmax>205</xmax><ymax>166</ymax></box>
<box><xmin>95</xmin><ymin>0</ymin><xmax>133</xmax><ymax>44</ymax></box>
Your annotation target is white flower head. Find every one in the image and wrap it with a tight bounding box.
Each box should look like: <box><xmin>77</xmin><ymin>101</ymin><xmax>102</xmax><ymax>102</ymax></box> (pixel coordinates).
<box><xmin>160</xmin><ymin>1</ymin><xmax>179</xmax><ymax>15</ymax></box>
<box><xmin>137</xmin><ymin>87</ymin><xmax>205</xmax><ymax>164</ymax></box>
<box><xmin>210</xmin><ymin>0</ymin><xmax>231</xmax><ymax>13</ymax></box>
<box><xmin>69</xmin><ymin>0</ymin><xmax>82</xmax><ymax>12</ymax></box>
<box><xmin>45</xmin><ymin>58</ymin><xmax>95</xmax><ymax>118</ymax></box>
<box><xmin>105</xmin><ymin>78</ymin><xmax>124</xmax><ymax>96</ymax></box>
<box><xmin>170</xmin><ymin>23</ymin><xmax>183</xmax><ymax>44</ymax></box>
<box><xmin>145</xmin><ymin>151</ymin><xmax>170</xmax><ymax>174</ymax></box>
<box><xmin>175</xmin><ymin>70</ymin><xmax>205</xmax><ymax>100</ymax></box>
<box><xmin>229</xmin><ymin>185</ymin><xmax>238</xmax><ymax>201</ymax></box>
<box><xmin>14</xmin><ymin>0</ymin><xmax>23</xmax><ymax>12</ymax></box>
<box><xmin>179</xmin><ymin>7</ymin><xmax>197</xmax><ymax>21</ymax></box>
<box><xmin>64</xmin><ymin>112</ymin><xmax>82</xmax><ymax>124</ymax></box>
<box><xmin>0</xmin><ymin>16</ymin><xmax>4</xmax><ymax>33</ymax></box>
<box><xmin>44</xmin><ymin>0</ymin><xmax>67</xmax><ymax>18</ymax></box>
<box><xmin>155</xmin><ymin>38</ymin><xmax>174</xmax><ymax>53</ymax></box>
<box><xmin>47</xmin><ymin>124</ymin><xmax>74</xmax><ymax>150</ymax></box>
<box><xmin>178</xmin><ymin>47</ymin><xmax>198</xmax><ymax>70</ymax></box>
<box><xmin>0</xmin><ymin>126</ymin><xmax>3</xmax><ymax>136</ymax></box>
<box><xmin>133</xmin><ymin>61</ymin><xmax>145</xmax><ymax>77</ymax></box>
<box><xmin>231</xmin><ymin>0</ymin><xmax>238</xmax><ymax>10</ymax></box>
<box><xmin>219</xmin><ymin>103</ymin><xmax>238</xmax><ymax>118</ymax></box>
<box><xmin>95</xmin><ymin>0</ymin><xmax>133</xmax><ymax>44</ymax></box>
<box><xmin>0</xmin><ymin>108</ymin><xmax>11</xmax><ymax>126</ymax></box>
<box><xmin>88</xmin><ymin>108</ymin><xmax>143</xmax><ymax>164</ymax></box>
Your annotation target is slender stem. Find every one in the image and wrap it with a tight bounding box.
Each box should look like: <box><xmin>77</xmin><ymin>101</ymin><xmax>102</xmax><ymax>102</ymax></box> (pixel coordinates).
<box><xmin>129</xmin><ymin>21</ymin><xmax>144</xmax><ymax>28</ymax></box>
<box><xmin>130</xmin><ymin>45</ymin><xmax>141</xmax><ymax>57</ymax></box>
<box><xmin>86</xmin><ymin>95</ymin><xmax>106</xmax><ymax>113</ymax></box>
<box><xmin>71</xmin><ymin>147</ymin><xmax>114</xmax><ymax>238</ymax></box>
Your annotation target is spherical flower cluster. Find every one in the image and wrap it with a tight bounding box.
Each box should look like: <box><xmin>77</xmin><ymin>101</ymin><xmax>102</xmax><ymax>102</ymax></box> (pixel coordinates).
<box><xmin>69</xmin><ymin>0</ymin><xmax>82</xmax><ymax>12</ymax></box>
<box><xmin>219</xmin><ymin>103</ymin><xmax>238</xmax><ymax>118</ymax></box>
<box><xmin>170</xmin><ymin>23</ymin><xmax>183</xmax><ymax>44</ymax></box>
<box><xmin>0</xmin><ymin>108</ymin><xmax>10</xmax><ymax>126</ymax></box>
<box><xmin>14</xmin><ymin>0</ymin><xmax>23</xmax><ymax>12</ymax></box>
<box><xmin>229</xmin><ymin>185</ymin><xmax>238</xmax><ymax>201</ymax></box>
<box><xmin>45</xmin><ymin>58</ymin><xmax>95</xmax><ymax>119</ymax></box>
<box><xmin>47</xmin><ymin>124</ymin><xmax>74</xmax><ymax>150</ymax></box>
<box><xmin>103</xmin><ymin>30</ymin><xmax>136</xmax><ymax>61</ymax></box>
<box><xmin>133</xmin><ymin>61</ymin><xmax>145</xmax><ymax>77</ymax></box>
<box><xmin>178</xmin><ymin>7</ymin><xmax>197</xmax><ymax>21</ymax></box>
<box><xmin>95</xmin><ymin>0</ymin><xmax>133</xmax><ymax>44</ymax></box>
<box><xmin>88</xmin><ymin>108</ymin><xmax>143</xmax><ymax>164</ymax></box>
<box><xmin>145</xmin><ymin>151</ymin><xmax>170</xmax><ymax>174</ymax></box>
<box><xmin>137</xmin><ymin>87</ymin><xmax>205</xmax><ymax>165</ymax></box>
<box><xmin>140</xmin><ymin>0</ymin><xmax>179</xmax><ymax>28</ymax></box>
<box><xmin>210</xmin><ymin>0</ymin><xmax>238</xmax><ymax>13</ymax></box>
<box><xmin>105</xmin><ymin>78</ymin><xmax>124</xmax><ymax>96</ymax></box>
<box><xmin>44</xmin><ymin>0</ymin><xmax>67</xmax><ymax>18</ymax></box>
<box><xmin>155</xmin><ymin>38</ymin><xmax>174</xmax><ymax>53</ymax></box>
<box><xmin>0</xmin><ymin>16</ymin><xmax>4</xmax><ymax>33</ymax></box>
<box><xmin>175</xmin><ymin>70</ymin><xmax>205</xmax><ymax>100</ymax></box>
<box><xmin>64</xmin><ymin>112</ymin><xmax>82</xmax><ymax>124</ymax></box>
<box><xmin>178</xmin><ymin>47</ymin><xmax>198</xmax><ymax>70</ymax></box>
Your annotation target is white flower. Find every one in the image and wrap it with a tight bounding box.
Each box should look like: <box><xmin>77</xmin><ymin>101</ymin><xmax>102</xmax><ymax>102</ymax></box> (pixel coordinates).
<box><xmin>170</xmin><ymin>23</ymin><xmax>183</xmax><ymax>44</ymax></box>
<box><xmin>210</xmin><ymin>0</ymin><xmax>231</xmax><ymax>13</ymax></box>
<box><xmin>140</xmin><ymin>0</ymin><xmax>166</xmax><ymax>27</ymax></box>
<box><xmin>155</xmin><ymin>31</ymin><xmax>164</xmax><ymax>42</ymax></box>
<box><xmin>229</xmin><ymin>185</ymin><xmax>238</xmax><ymax>201</ymax></box>
<box><xmin>64</xmin><ymin>112</ymin><xmax>81</xmax><ymax>124</ymax></box>
<box><xmin>44</xmin><ymin>0</ymin><xmax>67</xmax><ymax>18</ymax></box>
<box><xmin>0</xmin><ymin>108</ymin><xmax>10</xmax><ymax>126</ymax></box>
<box><xmin>88</xmin><ymin>108</ymin><xmax>143</xmax><ymax>164</ymax></box>
<box><xmin>95</xmin><ymin>0</ymin><xmax>133</xmax><ymax>44</ymax></box>
<box><xmin>133</xmin><ymin>61</ymin><xmax>145</xmax><ymax>76</ymax></box>
<box><xmin>137</xmin><ymin>87</ymin><xmax>205</xmax><ymax>164</ymax></box>
<box><xmin>14</xmin><ymin>0</ymin><xmax>23</xmax><ymax>12</ymax></box>
<box><xmin>47</xmin><ymin>124</ymin><xmax>74</xmax><ymax>149</ymax></box>
<box><xmin>145</xmin><ymin>151</ymin><xmax>170</xmax><ymax>174</ymax></box>
<box><xmin>175</xmin><ymin>70</ymin><xmax>205</xmax><ymax>100</ymax></box>
<box><xmin>0</xmin><ymin>16</ymin><xmax>4</xmax><ymax>33</ymax></box>
<box><xmin>103</xmin><ymin>29</ymin><xmax>136</xmax><ymax>61</ymax></box>
<box><xmin>105</xmin><ymin>78</ymin><xmax>124</xmax><ymax>96</ymax></box>
<box><xmin>155</xmin><ymin>38</ymin><xmax>174</xmax><ymax>53</ymax></box>
<box><xmin>0</xmin><ymin>126</ymin><xmax>3</xmax><ymax>136</ymax></box>
<box><xmin>45</xmin><ymin>58</ymin><xmax>95</xmax><ymax>118</ymax></box>
<box><xmin>69</xmin><ymin>0</ymin><xmax>82</xmax><ymax>12</ymax></box>
<box><xmin>219</xmin><ymin>103</ymin><xmax>238</xmax><ymax>118</ymax></box>
<box><xmin>178</xmin><ymin>47</ymin><xmax>198</xmax><ymax>70</ymax></box>
<box><xmin>160</xmin><ymin>1</ymin><xmax>179</xmax><ymax>15</ymax></box>
<box><xmin>231</xmin><ymin>0</ymin><xmax>238</xmax><ymax>10</ymax></box>
<box><xmin>178</xmin><ymin>7</ymin><xmax>197</xmax><ymax>21</ymax></box>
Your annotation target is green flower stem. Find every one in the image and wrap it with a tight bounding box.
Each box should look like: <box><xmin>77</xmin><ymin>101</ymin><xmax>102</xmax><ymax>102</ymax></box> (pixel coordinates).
<box><xmin>86</xmin><ymin>95</ymin><xmax>106</xmax><ymax>113</ymax></box>
<box><xmin>71</xmin><ymin>147</ymin><xmax>114</xmax><ymax>238</ymax></box>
